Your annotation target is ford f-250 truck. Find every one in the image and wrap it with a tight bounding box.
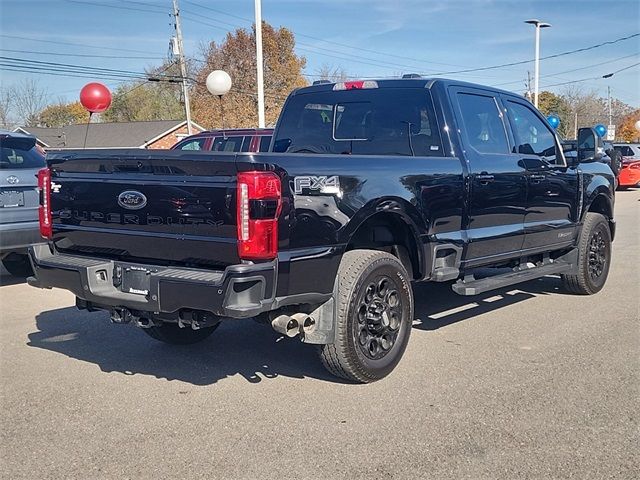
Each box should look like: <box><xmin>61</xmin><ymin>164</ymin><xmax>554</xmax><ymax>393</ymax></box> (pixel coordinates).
<box><xmin>29</xmin><ymin>78</ymin><xmax>615</xmax><ymax>383</ymax></box>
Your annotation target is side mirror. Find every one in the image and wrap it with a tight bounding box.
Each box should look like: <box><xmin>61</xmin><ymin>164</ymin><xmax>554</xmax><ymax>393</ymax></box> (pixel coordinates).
<box><xmin>577</xmin><ymin>127</ymin><xmax>603</xmax><ymax>163</ymax></box>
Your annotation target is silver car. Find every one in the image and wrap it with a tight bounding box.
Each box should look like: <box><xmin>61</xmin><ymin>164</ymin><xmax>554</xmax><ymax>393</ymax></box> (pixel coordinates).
<box><xmin>0</xmin><ymin>130</ymin><xmax>46</xmax><ymax>277</ymax></box>
<box><xmin>613</xmin><ymin>143</ymin><xmax>640</xmax><ymax>162</ymax></box>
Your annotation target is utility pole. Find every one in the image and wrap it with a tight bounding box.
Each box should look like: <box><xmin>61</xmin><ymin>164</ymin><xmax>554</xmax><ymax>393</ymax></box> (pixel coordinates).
<box><xmin>172</xmin><ymin>0</ymin><xmax>193</xmax><ymax>135</ymax></box>
<box><xmin>525</xmin><ymin>71</ymin><xmax>532</xmax><ymax>101</ymax></box>
<box><xmin>254</xmin><ymin>0</ymin><xmax>265</xmax><ymax>128</ymax></box>
<box><xmin>608</xmin><ymin>85</ymin><xmax>612</xmax><ymax>126</ymax></box>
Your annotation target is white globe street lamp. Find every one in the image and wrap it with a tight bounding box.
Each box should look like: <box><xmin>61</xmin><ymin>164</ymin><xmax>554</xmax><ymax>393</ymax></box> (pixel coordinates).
<box><xmin>525</xmin><ymin>19</ymin><xmax>551</xmax><ymax>109</ymax></box>
<box><xmin>206</xmin><ymin>70</ymin><xmax>232</xmax><ymax>97</ymax></box>
<box><xmin>206</xmin><ymin>70</ymin><xmax>232</xmax><ymax>133</ymax></box>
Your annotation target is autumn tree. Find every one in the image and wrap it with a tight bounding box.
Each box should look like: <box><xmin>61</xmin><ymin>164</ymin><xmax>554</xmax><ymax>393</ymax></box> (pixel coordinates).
<box><xmin>192</xmin><ymin>22</ymin><xmax>307</xmax><ymax>129</ymax></box>
<box><xmin>617</xmin><ymin>109</ymin><xmax>640</xmax><ymax>142</ymax></box>
<box><xmin>38</xmin><ymin>101</ymin><xmax>87</xmax><ymax>127</ymax></box>
<box><xmin>103</xmin><ymin>62</ymin><xmax>184</xmax><ymax>122</ymax></box>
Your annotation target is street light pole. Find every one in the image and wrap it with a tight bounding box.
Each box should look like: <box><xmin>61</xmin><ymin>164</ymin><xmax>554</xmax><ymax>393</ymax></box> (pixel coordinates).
<box><xmin>525</xmin><ymin>19</ymin><xmax>551</xmax><ymax>109</ymax></box>
<box><xmin>254</xmin><ymin>0</ymin><xmax>266</xmax><ymax>128</ymax></box>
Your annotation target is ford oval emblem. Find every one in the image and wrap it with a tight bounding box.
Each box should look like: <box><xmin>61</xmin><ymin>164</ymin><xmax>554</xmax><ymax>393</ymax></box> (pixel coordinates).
<box><xmin>117</xmin><ymin>190</ymin><xmax>147</xmax><ymax>210</ymax></box>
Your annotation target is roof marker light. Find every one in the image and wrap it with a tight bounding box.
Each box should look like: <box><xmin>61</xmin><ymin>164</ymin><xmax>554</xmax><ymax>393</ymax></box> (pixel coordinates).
<box><xmin>333</xmin><ymin>80</ymin><xmax>378</xmax><ymax>91</ymax></box>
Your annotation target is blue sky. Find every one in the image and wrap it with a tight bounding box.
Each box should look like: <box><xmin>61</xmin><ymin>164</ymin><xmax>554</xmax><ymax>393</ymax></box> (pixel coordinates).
<box><xmin>1</xmin><ymin>0</ymin><xmax>639</xmax><ymax>110</ymax></box>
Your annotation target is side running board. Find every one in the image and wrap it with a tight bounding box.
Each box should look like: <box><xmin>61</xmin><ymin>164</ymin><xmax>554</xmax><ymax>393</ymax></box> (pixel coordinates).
<box><xmin>452</xmin><ymin>261</ymin><xmax>573</xmax><ymax>296</ymax></box>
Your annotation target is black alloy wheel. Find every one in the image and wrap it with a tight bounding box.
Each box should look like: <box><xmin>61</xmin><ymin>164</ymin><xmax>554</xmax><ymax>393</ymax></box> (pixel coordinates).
<box><xmin>319</xmin><ymin>249</ymin><xmax>414</xmax><ymax>383</ymax></box>
<box><xmin>355</xmin><ymin>275</ymin><xmax>404</xmax><ymax>360</ymax></box>
<box><xmin>562</xmin><ymin>212</ymin><xmax>611</xmax><ymax>295</ymax></box>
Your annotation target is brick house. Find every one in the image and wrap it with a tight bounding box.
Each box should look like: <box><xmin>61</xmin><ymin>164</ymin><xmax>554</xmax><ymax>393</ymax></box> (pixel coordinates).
<box><xmin>14</xmin><ymin>120</ymin><xmax>205</xmax><ymax>150</ymax></box>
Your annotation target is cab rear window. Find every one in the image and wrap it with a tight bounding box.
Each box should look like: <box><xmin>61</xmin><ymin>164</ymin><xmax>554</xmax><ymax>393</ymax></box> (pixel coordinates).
<box><xmin>273</xmin><ymin>88</ymin><xmax>443</xmax><ymax>156</ymax></box>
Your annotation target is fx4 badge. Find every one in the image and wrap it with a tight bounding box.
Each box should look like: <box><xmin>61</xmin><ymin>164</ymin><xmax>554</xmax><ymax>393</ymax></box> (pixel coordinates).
<box><xmin>293</xmin><ymin>175</ymin><xmax>340</xmax><ymax>195</ymax></box>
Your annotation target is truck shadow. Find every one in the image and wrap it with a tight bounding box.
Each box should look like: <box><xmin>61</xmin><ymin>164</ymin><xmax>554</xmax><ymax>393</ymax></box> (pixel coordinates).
<box><xmin>27</xmin><ymin>276</ymin><xmax>564</xmax><ymax>386</ymax></box>
<box><xmin>412</xmin><ymin>275</ymin><xmax>563</xmax><ymax>330</ymax></box>
<box><xmin>28</xmin><ymin>309</ymin><xmax>338</xmax><ymax>385</ymax></box>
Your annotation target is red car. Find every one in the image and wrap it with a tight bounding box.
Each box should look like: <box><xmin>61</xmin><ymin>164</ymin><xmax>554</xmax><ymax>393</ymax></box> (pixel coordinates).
<box><xmin>171</xmin><ymin>128</ymin><xmax>273</xmax><ymax>153</ymax></box>
<box><xmin>617</xmin><ymin>160</ymin><xmax>640</xmax><ymax>188</ymax></box>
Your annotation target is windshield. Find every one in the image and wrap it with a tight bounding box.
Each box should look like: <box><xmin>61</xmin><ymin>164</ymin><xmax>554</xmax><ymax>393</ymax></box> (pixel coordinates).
<box><xmin>0</xmin><ymin>137</ymin><xmax>45</xmax><ymax>170</ymax></box>
<box><xmin>273</xmin><ymin>88</ymin><xmax>443</xmax><ymax>156</ymax></box>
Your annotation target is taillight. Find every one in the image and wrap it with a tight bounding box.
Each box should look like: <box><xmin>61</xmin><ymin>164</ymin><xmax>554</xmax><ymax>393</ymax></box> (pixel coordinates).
<box><xmin>37</xmin><ymin>168</ymin><xmax>52</xmax><ymax>239</ymax></box>
<box><xmin>629</xmin><ymin>163</ymin><xmax>640</xmax><ymax>170</ymax></box>
<box><xmin>237</xmin><ymin>171</ymin><xmax>282</xmax><ymax>260</ymax></box>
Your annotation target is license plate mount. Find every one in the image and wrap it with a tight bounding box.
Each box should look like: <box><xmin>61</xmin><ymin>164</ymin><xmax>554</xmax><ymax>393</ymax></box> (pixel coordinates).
<box><xmin>119</xmin><ymin>266</ymin><xmax>152</xmax><ymax>296</ymax></box>
<box><xmin>0</xmin><ymin>190</ymin><xmax>25</xmax><ymax>208</ymax></box>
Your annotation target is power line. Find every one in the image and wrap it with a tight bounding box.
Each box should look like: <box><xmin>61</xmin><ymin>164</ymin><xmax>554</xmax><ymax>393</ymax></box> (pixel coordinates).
<box><xmin>429</xmin><ymin>33</ymin><xmax>640</xmax><ymax>75</ymax></box>
<box><xmin>0</xmin><ymin>48</ymin><xmax>165</xmax><ymax>61</ymax></box>
<box><xmin>182</xmin><ymin>0</ymin><xmax>467</xmax><ymax>69</ymax></box>
<box><xmin>0</xmin><ymin>65</ymin><xmax>146</xmax><ymax>82</ymax></box>
<box><xmin>65</xmin><ymin>0</ymin><xmax>169</xmax><ymax>15</ymax></box>
<box><xmin>603</xmin><ymin>61</ymin><xmax>640</xmax><ymax>77</ymax></box>
<box><xmin>492</xmin><ymin>52</ymin><xmax>640</xmax><ymax>87</ymax></box>
<box><xmin>178</xmin><ymin>5</ymin><xmax>451</xmax><ymax>73</ymax></box>
<box><xmin>178</xmin><ymin>3</ymin><xmax>640</xmax><ymax>79</ymax></box>
<box><xmin>539</xmin><ymin>61</ymin><xmax>640</xmax><ymax>88</ymax></box>
<box><xmin>0</xmin><ymin>56</ymin><xmax>172</xmax><ymax>79</ymax></box>
<box><xmin>53</xmin><ymin>1</ymin><xmax>640</xmax><ymax>81</ymax></box>
<box><xmin>0</xmin><ymin>34</ymin><xmax>162</xmax><ymax>56</ymax></box>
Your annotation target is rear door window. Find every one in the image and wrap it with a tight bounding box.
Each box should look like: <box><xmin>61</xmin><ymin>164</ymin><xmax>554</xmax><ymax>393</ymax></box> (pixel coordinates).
<box><xmin>455</xmin><ymin>93</ymin><xmax>510</xmax><ymax>155</ymax></box>
<box><xmin>175</xmin><ymin>138</ymin><xmax>206</xmax><ymax>150</ymax></box>
<box><xmin>258</xmin><ymin>136</ymin><xmax>272</xmax><ymax>152</ymax></box>
<box><xmin>212</xmin><ymin>136</ymin><xmax>244</xmax><ymax>152</ymax></box>
<box><xmin>273</xmin><ymin>88</ymin><xmax>443</xmax><ymax>156</ymax></box>
<box><xmin>615</xmin><ymin>145</ymin><xmax>634</xmax><ymax>157</ymax></box>
<box><xmin>240</xmin><ymin>136</ymin><xmax>252</xmax><ymax>152</ymax></box>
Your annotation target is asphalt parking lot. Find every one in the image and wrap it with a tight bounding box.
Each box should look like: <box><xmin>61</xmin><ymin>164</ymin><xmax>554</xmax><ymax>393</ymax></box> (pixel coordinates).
<box><xmin>1</xmin><ymin>189</ymin><xmax>638</xmax><ymax>480</ymax></box>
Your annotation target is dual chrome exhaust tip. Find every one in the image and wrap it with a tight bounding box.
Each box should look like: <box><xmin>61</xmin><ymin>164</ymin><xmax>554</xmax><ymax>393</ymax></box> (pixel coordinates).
<box><xmin>271</xmin><ymin>312</ymin><xmax>316</xmax><ymax>338</ymax></box>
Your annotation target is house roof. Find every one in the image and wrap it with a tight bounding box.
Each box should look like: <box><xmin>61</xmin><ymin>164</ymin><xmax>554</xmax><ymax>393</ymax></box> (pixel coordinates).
<box><xmin>15</xmin><ymin>120</ymin><xmax>205</xmax><ymax>149</ymax></box>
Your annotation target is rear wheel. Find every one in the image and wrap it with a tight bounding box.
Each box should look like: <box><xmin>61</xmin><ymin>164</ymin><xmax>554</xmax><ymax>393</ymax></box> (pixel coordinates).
<box><xmin>562</xmin><ymin>212</ymin><xmax>611</xmax><ymax>295</ymax></box>
<box><xmin>319</xmin><ymin>250</ymin><xmax>414</xmax><ymax>383</ymax></box>
<box><xmin>142</xmin><ymin>321</ymin><xmax>220</xmax><ymax>345</ymax></box>
<box><xmin>2</xmin><ymin>253</ymin><xmax>33</xmax><ymax>278</ymax></box>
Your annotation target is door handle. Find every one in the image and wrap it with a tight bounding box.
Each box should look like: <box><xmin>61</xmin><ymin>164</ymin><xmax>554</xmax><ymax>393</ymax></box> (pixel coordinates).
<box><xmin>529</xmin><ymin>174</ymin><xmax>546</xmax><ymax>184</ymax></box>
<box><xmin>476</xmin><ymin>174</ymin><xmax>495</xmax><ymax>185</ymax></box>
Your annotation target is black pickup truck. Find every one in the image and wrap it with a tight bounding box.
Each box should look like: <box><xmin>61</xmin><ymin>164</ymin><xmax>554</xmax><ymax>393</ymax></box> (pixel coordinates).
<box><xmin>29</xmin><ymin>78</ymin><xmax>615</xmax><ymax>383</ymax></box>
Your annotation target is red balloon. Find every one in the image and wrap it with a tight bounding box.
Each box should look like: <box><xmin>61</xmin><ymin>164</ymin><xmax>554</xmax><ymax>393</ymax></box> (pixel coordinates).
<box><xmin>79</xmin><ymin>82</ymin><xmax>112</xmax><ymax>113</ymax></box>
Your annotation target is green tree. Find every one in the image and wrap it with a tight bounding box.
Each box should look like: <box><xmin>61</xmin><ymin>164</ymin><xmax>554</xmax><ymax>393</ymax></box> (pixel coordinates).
<box><xmin>192</xmin><ymin>21</ymin><xmax>307</xmax><ymax>129</ymax></box>
<box><xmin>38</xmin><ymin>101</ymin><xmax>87</xmax><ymax>127</ymax></box>
<box><xmin>103</xmin><ymin>62</ymin><xmax>184</xmax><ymax>122</ymax></box>
<box><xmin>537</xmin><ymin>91</ymin><xmax>572</xmax><ymax>139</ymax></box>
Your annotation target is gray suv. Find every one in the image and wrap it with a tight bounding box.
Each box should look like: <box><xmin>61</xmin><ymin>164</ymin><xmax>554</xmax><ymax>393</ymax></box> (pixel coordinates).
<box><xmin>0</xmin><ymin>130</ymin><xmax>45</xmax><ymax>277</ymax></box>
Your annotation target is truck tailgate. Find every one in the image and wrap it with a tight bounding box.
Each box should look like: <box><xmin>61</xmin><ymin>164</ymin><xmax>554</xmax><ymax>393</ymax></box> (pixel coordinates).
<box><xmin>47</xmin><ymin>149</ymin><xmax>240</xmax><ymax>268</ymax></box>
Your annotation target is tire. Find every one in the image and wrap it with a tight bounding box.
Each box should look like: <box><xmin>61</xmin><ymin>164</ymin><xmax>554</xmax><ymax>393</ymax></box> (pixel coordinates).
<box><xmin>319</xmin><ymin>250</ymin><xmax>414</xmax><ymax>383</ymax></box>
<box><xmin>561</xmin><ymin>212</ymin><xmax>612</xmax><ymax>295</ymax></box>
<box><xmin>2</xmin><ymin>253</ymin><xmax>34</xmax><ymax>278</ymax></box>
<box><xmin>142</xmin><ymin>321</ymin><xmax>220</xmax><ymax>345</ymax></box>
